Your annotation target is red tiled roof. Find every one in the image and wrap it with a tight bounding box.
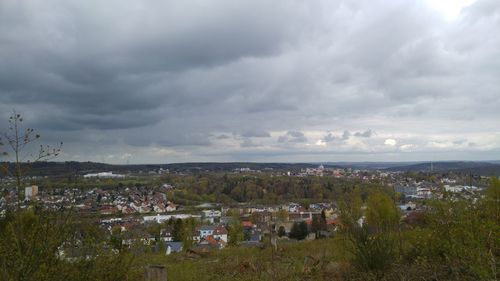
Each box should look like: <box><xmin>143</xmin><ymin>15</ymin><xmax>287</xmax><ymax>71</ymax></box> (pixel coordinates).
<box><xmin>326</xmin><ymin>219</ymin><xmax>339</xmax><ymax>225</ymax></box>
<box><xmin>241</xmin><ymin>221</ymin><xmax>253</xmax><ymax>227</ymax></box>
<box><xmin>205</xmin><ymin>235</ymin><xmax>218</xmax><ymax>245</ymax></box>
<box><xmin>214</xmin><ymin>225</ymin><xmax>228</xmax><ymax>235</ymax></box>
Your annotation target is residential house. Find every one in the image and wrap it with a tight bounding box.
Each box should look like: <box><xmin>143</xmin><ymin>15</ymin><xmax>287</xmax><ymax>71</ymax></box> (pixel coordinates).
<box><xmin>160</xmin><ymin>227</ymin><xmax>173</xmax><ymax>242</ymax></box>
<box><xmin>212</xmin><ymin>225</ymin><xmax>228</xmax><ymax>243</ymax></box>
<box><xmin>196</xmin><ymin>225</ymin><xmax>228</xmax><ymax>243</ymax></box>
<box><xmin>154</xmin><ymin>203</ymin><xmax>166</xmax><ymax>213</ymax></box>
<box><xmin>195</xmin><ymin>236</ymin><xmax>226</xmax><ymax>250</ymax></box>
<box><xmin>166</xmin><ymin>203</ymin><xmax>177</xmax><ymax>212</ymax></box>
<box><xmin>201</xmin><ymin>209</ymin><xmax>221</xmax><ymax>223</ymax></box>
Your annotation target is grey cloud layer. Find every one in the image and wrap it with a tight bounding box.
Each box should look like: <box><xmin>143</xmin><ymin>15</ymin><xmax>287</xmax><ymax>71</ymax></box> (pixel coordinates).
<box><xmin>0</xmin><ymin>0</ymin><xmax>499</xmax><ymax>163</ymax></box>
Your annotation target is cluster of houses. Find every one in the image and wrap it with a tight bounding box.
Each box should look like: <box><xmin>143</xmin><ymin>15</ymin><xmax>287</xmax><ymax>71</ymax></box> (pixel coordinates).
<box><xmin>0</xmin><ymin>168</ymin><xmax>490</xmax><ymax>257</ymax></box>
<box><xmin>78</xmin><ymin>185</ymin><xmax>179</xmax><ymax>215</ymax></box>
<box><xmin>96</xmin><ymin>188</ymin><xmax>177</xmax><ymax>215</ymax></box>
<box><xmin>394</xmin><ymin>177</ymin><xmax>480</xmax><ymax>200</ymax></box>
<box><xmin>97</xmin><ymin>201</ymin><xmax>342</xmax><ymax>255</ymax></box>
<box><xmin>0</xmin><ymin>183</ymin><xmax>178</xmax><ymax>215</ymax></box>
<box><xmin>291</xmin><ymin>165</ymin><xmax>394</xmax><ymax>180</ymax></box>
<box><xmin>102</xmin><ymin>215</ymin><xmax>229</xmax><ymax>253</ymax></box>
<box><xmin>153</xmin><ymin>224</ymin><xmax>229</xmax><ymax>252</ymax></box>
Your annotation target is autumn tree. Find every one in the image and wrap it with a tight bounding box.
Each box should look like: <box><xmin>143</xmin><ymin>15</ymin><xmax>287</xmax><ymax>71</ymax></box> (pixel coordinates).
<box><xmin>365</xmin><ymin>192</ymin><xmax>400</xmax><ymax>231</ymax></box>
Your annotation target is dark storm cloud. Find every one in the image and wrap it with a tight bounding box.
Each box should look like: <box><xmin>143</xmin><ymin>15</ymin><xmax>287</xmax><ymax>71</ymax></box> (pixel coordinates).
<box><xmin>240</xmin><ymin>130</ymin><xmax>271</xmax><ymax>138</ymax></box>
<box><xmin>323</xmin><ymin>133</ymin><xmax>337</xmax><ymax>143</ymax></box>
<box><xmin>215</xmin><ymin>135</ymin><xmax>230</xmax><ymax>140</ymax></box>
<box><xmin>157</xmin><ymin>133</ymin><xmax>212</xmax><ymax>147</ymax></box>
<box><xmin>342</xmin><ymin>131</ymin><xmax>351</xmax><ymax>140</ymax></box>
<box><xmin>0</xmin><ymin>0</ymin><xmax>304</xmax><ymax>130</ymax></box>
<box><xmin>0</xmin><ymin>0</ymin><xmax>499</xmax><ymax>163</ymax></box>
<box><xmin>354</xmin><ymin>130</ymin><xmax>373</xmax><ymax>138</ymax></box>
<box><xmin>278</xmin><ymin>131</ymin><xmax>308</xmax><ymax>143</ymax></box>
<box><xmin>240</xmin><ymin>138</ymin><xmax>260</xmax><ymax>148</ymax></box>
<box><xmin>322</xmin><ymin>129</ymin><xmax>372</xmax><ymax>143</ymax></box>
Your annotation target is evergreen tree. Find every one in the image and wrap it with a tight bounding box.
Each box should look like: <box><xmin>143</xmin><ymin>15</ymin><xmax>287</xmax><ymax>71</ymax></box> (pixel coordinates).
<box><xmin>172</xmin><ymin>218</ymin><xmax>184</xmax><ymax>242</ymax></box>
<box><xmin>289</xmin><ymin>221</ymin><xmax>308</xmax><ymax>240</ymax></box>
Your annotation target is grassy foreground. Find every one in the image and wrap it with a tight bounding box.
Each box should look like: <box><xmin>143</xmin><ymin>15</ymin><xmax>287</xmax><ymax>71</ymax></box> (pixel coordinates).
<box><xmin>129</xmin><ymin>238</ymin><xmax>348</xmax><ymax>281</ymax></box>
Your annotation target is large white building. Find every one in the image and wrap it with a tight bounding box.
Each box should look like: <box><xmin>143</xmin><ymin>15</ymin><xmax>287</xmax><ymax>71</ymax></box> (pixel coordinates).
<box><xmin>83</xmin><ymin>172</ymin><xmax>125</xmax><ymax>179</ymax></box>
<box><xmin>143</xmin><ymin>214</ymin><xmax>201</xmax><ymax>223</ymax></box>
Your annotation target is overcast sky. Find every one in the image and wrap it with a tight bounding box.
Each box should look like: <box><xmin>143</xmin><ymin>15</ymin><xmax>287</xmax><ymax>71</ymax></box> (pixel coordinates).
<box><xmin>0</xmin><ymin>0</ymin><xmax>499</xmax><ymax>164</ymax></box>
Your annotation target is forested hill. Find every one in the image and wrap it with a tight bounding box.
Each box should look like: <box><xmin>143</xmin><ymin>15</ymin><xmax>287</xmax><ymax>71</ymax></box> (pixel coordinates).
<box><xmin>2</xmin><ymin>161</ymin><xmax>499</xmax><ymax>177</ymax></box>
<box><xmin>0</xmin><ymin>161</ymin><xmax>331</xmax><ymax>176</ymax></box>
<box><xmin>384</xmin><ymin>161</ymin><xmax>500</xmax><ymax>176</ymax></box>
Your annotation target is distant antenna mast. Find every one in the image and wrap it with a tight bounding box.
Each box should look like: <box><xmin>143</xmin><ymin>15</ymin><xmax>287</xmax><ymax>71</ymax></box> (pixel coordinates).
<box><xmin>430</xmin><ymin>161</ymin><xmax>433</xmax><ymax>173</ymax></box>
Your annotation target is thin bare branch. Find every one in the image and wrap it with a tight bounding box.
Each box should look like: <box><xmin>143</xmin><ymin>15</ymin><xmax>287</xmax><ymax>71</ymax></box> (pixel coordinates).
<box><xmin>0</xmin><ymin>110</ymin><xmax>63</xmax><ymax>204</ymax></box>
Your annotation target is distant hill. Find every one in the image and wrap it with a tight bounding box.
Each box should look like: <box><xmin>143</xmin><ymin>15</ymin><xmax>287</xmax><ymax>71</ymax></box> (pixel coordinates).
<box><xmin>0</xmin><ymin>161</ymin><xmax>326</xmax><ymax>176</ymax></box>
<box><xmin>384</xmin><ymin>161</ymin><xmax>500</xmax><ymax>176</ymax></box>
<box><xmin>454</xmin><ymin>164</ymin><xmax>500</xmax><ymax>177</ymax></box>
<box><xmin>2</xmin><ymin>161</ymin><xmax>499</xmax><ymax>177</ymax></box>
<box><xmin>324</xmin><ymin>162</ymin><xmax>421</xmax><ymax>170</ymax></box>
